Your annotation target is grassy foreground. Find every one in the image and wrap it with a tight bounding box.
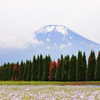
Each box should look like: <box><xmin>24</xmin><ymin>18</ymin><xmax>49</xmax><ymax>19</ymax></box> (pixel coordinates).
<box><xmin>0</xmin><ymin>81</ymin><xmax>100</xmax><ymax>85</ymax></box>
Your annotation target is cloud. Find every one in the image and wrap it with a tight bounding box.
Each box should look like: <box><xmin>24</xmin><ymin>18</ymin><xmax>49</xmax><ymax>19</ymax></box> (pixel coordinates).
<box><xmin>60</xmin><ymin>44</ymin><xmax>66</xmax><ymax>49</ymax></box>
<box><xmin>60</xmin><ymin>42</ymin><xmax>73</xmax><ymax>49</ymax></box>
<box><xmin>46</xmin><ymin>38</ymin><xmax>50</xmax><ymax>42</ymax></box>
<box><xmin>0</xmin><ymin>32</ymin><xmax>44</xmax><ymax>49</ymax></box>
<box><xmin>46</xmin><ymin>46</ymin><xmax>51</xmax><ymax>49</ymax></box>
<box><xmin>68</xmin><ymin>42</ymin><xmax>73</xmax><ymax>46</ymax></box>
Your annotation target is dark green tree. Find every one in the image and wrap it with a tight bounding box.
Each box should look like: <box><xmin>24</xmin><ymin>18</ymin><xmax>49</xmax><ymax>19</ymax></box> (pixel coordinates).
<box><xmin>31</xmin><ymin>55</ymin><xmax>38</xmax><ymax>81</ymax></box>
<box><xmin>8</xmin><ymin>63</ymin><xmax>13</xmax><ymax>80</ymax></box>
<box><xmin>82</xmin><ymin>52</ymin><xmax>87</xmax><ymax>81</ymax></box>
<box><xmin>61</xmin><ymin>55</ymin><xmax>70</xmax><ymax>81</ymax></box>
<box><xmin>23</xmin><ymin>60</ymin><xmax>28</xmax><ymax>81</ymax></box>
<box><xmin>76</xmin><ymin>51</ymin><xmax>83</xmax><ymax>81</ymax></box>
<box><xmin>18</xmin><ymin>61</ymin><xmax>24</xmax><ymax>81</ymax></box>
<box><xmin>42</xmin><ymin>55</ymin><xmax>50</xmax><ymax>81</ymax></box>
<box><xmin>87</xmin><ymin>51</ymin><xmax>96</xmax><ymax>81</ymax></box>
<box><xmin>95</xmin><ymin>51</ymin><xmax>100</xmax><ymax>81</ymax></box>
<box><xmin>37</xmin><ymin>54</ymin><xmax>43</xmax><ymax>81</ymax></box>
<box><xmin>3</xmin><ymin>63</ymin><xmax>7</xmax><ymax>81</ymax></box>
<box><xmin>26</xmin><ymin>60</ymin><xmax>32</xmax><ymax>81</ymax></box>
<box><xmin>68</xmin><ymin>55</ymin><xmax>76</xmax><ymax>81</ymax></box>
<box><xmin>55</xmin><ymin>58</ymin><xmax>62</xmax><ymax>81</ymax></box>
<box><xmin>5</xmin><ymin>62</ymin><xmax>10</xmax><ymax>81</ymax></box>
<box><xmin>16</xmin><ymin>61</ymin><xmax>19</xmax><ymax>81</ymax></box>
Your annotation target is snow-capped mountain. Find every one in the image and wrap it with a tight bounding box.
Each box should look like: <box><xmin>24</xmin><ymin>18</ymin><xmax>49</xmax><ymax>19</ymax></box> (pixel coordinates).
<box><xmin>35</xmin><ymin>25</ymin><xmax>100</xmax><ymax>49</ymax></box>
<box><xmin>0</xmin><ymin>25</ymin><xmax>100</xmax><ymax>65</ymax></box>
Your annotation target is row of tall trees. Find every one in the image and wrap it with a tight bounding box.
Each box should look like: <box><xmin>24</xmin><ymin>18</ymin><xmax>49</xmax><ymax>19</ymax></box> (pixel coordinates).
<box><xmin>0</xmin><ymin>50</ymin><xmax>100</xmax><ymax>81</ymax></box>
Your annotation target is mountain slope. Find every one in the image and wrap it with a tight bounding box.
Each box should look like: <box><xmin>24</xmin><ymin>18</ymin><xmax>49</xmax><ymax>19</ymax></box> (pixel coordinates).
<box><xmin>35</xmin><ymin>25</ymin><xmax>100</xmax><ymax>49</ymax></box>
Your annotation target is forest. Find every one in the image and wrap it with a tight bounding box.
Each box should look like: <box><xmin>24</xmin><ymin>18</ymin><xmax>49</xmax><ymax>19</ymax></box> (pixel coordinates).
<box><xmin>0</xmin><ymin>50</ymin><xmax>100</xmax><ymax>81</ymax></box>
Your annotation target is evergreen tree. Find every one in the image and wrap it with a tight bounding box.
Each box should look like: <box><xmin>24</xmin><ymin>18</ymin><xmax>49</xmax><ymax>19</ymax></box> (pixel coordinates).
<box><xmin>26</xmin><ymin>60</ymin><xmax>32</xmax><ymax>81</ymax></box>
<box><xmin>95</xmin><ymin>51</ymin><xmax>100</xmax><ymax>81</ymax></box>
<box><xmin>23</xmin><ymin>60</ymin><xmax>28</xmax><ymax>81</ymax></box>
<box><xmin>8</xmin><ymin>63</ymin><xmax>13</xmax><ymax>80</ymax></box>
<box><xmin>0</xmin><ymin>66</ymin><xmax>4</xmax><ymax>81</ymax></box>
<box><xmin>55</xmin><ymin>58</ymin><xmax>62</xmax><ymax>81</ymax></box>
<box><xmin>42</xmin><ymin>55</ymin><xmax>51</xmax><ymax>81</ymax></box>
<box><xmin>16</xmin><ymin>62</ymin><xmax>19</xmax><ymax>81</ymax></box>
<box><xmin>37</xmin><ymin>54</ymin><xmax>43</xmax><ymax>81</ymax></box>
<box><xmin>18</xmin><ymin>61</ymin><xmax>24</xmax><ymax>81</ymax></box>
<box><xmin>61</xmin><ymin>55</ymin><xmax>69</xmax><ymax>81</ymax></box>
<box><xmin>31</xmin><ymin>55</ymin><xmax>38</xmax><ymax>81</ymax></box>
<box><xmin>5</xmin><ymin>62</ymin><xmax>10</xmax><ymax>81</ymax></box>
<box><xmin>3</xmin><ymin>63</ymin><xmax>7</xmax><ymax>81</ymax></box>
<box><xmin>0</xmin><ymin>66</ymin><xmax>3</xmax><ymax>81</ymax></box>
<box><xmin>68</xmin><ymin>55</ymin><xmax>76</xmax><ymax>81</ymax></box>
<box><xmin>87</xmin><ymin>51</ymin><xmax>96</xmax><ymax>81</ymax></box>
<box><xmin>82</xmin><ymin>52</ymin><xmax>87</xmax><ymax>81</ymax></box>
<box><xmin>76</xmin><ymin>51</ymin><xmax>83</xmax><ymax>81</ymax></box>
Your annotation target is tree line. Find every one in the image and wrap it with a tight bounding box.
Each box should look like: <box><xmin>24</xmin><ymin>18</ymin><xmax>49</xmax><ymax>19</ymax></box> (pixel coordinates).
<box><xmin>0</xmin><ymin>50</ymin><xmax>100</xmax><ymax>81</ymax></box>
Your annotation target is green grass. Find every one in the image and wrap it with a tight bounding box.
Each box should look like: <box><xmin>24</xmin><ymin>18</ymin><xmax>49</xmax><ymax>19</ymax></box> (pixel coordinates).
<box><xmin>0</xmin><ymin>81</ymin><xmax>68</xmax><ymax>85</ymax></box>
<box><xmin>0</xmin><ymin>81</ymin><xmax>100</xmax><ymax>85</ymax></box>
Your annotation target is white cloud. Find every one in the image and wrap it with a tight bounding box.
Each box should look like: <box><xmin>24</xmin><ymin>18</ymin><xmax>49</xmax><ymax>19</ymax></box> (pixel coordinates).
<box><xmin>86</xmin><ymin>44</ymin><xmax>94</xmax><ymax>48</ymax></box>
<box><xmin>69</xmin><ymin>36</ymin><xmax>72</xmax><ymax>39</ymax></box>
<box><xmin>46</xmin><ymin>46</ymin><xmax>51</xmax><ymax>49</ymax></box>
<box><xmin>0</xmin><ymin>32</ymin><xmax>44</xmax><ymax>49</ymax></box>
<box><xmin>54</xmin><ymin>43</ymin><xmax>57</xmax><ymax>46</ymax></box>
<box><xmin>81</xmin><ymin>41</ymin><xmax>86</xmax><ymax>45</ymax></box>
<box><xmin>60</xmin><ymin>42</ymin><xmax>73</xmax><ymax>49</ymax></box>
<box><xmin>46</xmin><ymin>38</ymin><xmax>50</xmax><ymax>42</ymax></box>
<box><xmin>60</xmin><ymin>44</ymin><xmax>66</xmax><ymax>49</ymax></box>
<box><xmin>68</xmin><ymin>42</ymin><xmax>73</xmax><ymax>46</ymax></box>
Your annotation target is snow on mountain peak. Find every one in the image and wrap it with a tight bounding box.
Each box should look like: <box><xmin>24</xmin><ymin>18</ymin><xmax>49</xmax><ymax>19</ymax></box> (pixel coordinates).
<box><xmin>35</xmin><ymin>25</ymin><xmax>69</xmax><ymax>36</ymax></box>
<box><xmin>55</xmin><ymin>25</ymin><xmax>68</xmax><ymax>36</ymax></box>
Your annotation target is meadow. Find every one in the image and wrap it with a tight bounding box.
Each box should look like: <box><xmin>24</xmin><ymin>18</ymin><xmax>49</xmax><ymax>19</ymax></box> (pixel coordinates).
<box><xmin>0</xmin><ymin>85</ymin><xmax>100</xmax><ymax>99</ymax></box>
<box><xmin>0</xmin><ymin>81</ymin><xmax>100</xmax><ymax>99</ymax></box>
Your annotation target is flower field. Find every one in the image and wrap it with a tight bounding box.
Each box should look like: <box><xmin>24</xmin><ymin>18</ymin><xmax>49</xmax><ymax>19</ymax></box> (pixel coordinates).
<box><xmin>0</xmin><ymin>85</ymin><xmax>100</xmax><ymax>100</ymax></box>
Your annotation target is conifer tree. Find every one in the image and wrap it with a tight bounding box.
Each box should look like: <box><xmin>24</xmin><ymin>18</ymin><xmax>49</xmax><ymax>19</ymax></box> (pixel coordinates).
<box><xmin>48</xmin><ymin>61</ymin><xmax>56</xmax><ymax>81</ymax></box>
<box><xmin>0</xmin><ymin>66</ymin><xmax>4</xmax><ymax>81</ymax></box>
<box><xmin>8</xmin><ymin>63</ymin><xmax>13</xmax><ymax>80</ymax></box>
<box><xmin>12</xmin><ymin>62</ymin><xmax>19</xmax><ymax>81</ymax></box>
<box><xmin>35</xmin><ymin>57</ymin><xmax>39</xmax><ymax>81</ymax></box>
<box><xmin>5</xmin><ymin>62</ymin><xmax>10</xmax><ymax>81</ymax></box>
<box><xmin>61</xmin><ymin>55</ymin><xmax>69</xmax><ymax>81</ymax></box>
<box><xmin>95</xmin><ymin>51</ymin><xmax>100</xmax><ymax>81</ymax></box>
<box><xmin>18</xmin><ymin>61</ymin><xmax>24</xmax><ymax>81</ymax></box>
<box><xmin>55</xmin><ymin>58</ymin><xmax>62</xmax><ymax>81</ymax></box>
<box><xmin>37</xmin><ymin>54</ymin><xmax>43</xmax><ymax>81</ymax></box>
<box><xmin>16</xmin><ymin>62</ymin><xmax>19</xmax><ymax>81</ymax></box>
<box><xmin>26</xmin><ymin>60</ymin><xmax>32</xmax><ymax>81</ymax></box>
<box><xmin>87</xmin><ymin>51</ymin><xmax>96</xmax><ymax>81</ymax></box>
<box><xmin>0</xmin><ymin>67</ymin><xmax>3</xmax><ymax>81</ymax></box>
<box><xmin>42</xmin><ymin>55</ymin><xmax>51</xmax><ymax>81</ymax></box>
<box><xmin>31</xmin><ymin>55</ymin><xmax>38</xmax><ymax>81</ymax></box>
<box><xmin>3</xmin><ymin>63</ymin><xmax>7</xmax><ymax>81</ymax></box>
<box><xmin>23</xmin><ymin>60</ymin><xmax>28</xmax><ymax>81</ymax></box>
<box><xmin>82</xmin><ymin>52</ymin><xmax>87</xmax><ymax>81</ymax></box>
<box><xmin>42</xmin><ymin>56</ymin><xmax>48</xmax><ymax>81</ymax></box>
<box><xmin>68</xmin><ymin>55</ymin><xmax>76</xmax><ymax>81</ymax></box>
<box><xmin>76</xmin><ymin>51</ymin><xmax>83</xmax><ymax>81</ymax></box>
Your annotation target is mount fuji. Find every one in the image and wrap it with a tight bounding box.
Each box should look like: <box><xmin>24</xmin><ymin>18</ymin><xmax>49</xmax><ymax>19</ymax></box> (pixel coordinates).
<box><xmin>0</xmin><ymin>25</ymin><xmax>100</xmax><ymax>65</ymax></box>
<box><xmin>35</xmin><ymin>25</ymin><xmax>100</xmax><ymax>56</ymax></box>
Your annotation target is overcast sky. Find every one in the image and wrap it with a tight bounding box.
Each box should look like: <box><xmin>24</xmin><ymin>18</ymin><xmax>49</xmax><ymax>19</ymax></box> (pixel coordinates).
<box><xmin>0</xmin><ymin>0</ymin><xmax>100</xmax><ymax>49</ymax></box>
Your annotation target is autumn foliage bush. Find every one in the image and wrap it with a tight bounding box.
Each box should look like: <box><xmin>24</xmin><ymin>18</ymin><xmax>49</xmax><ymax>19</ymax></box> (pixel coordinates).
<box><xmin>48</xmin><ymin>61</ymin><xmax>56</xmax><ymax>81</ymax></box>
